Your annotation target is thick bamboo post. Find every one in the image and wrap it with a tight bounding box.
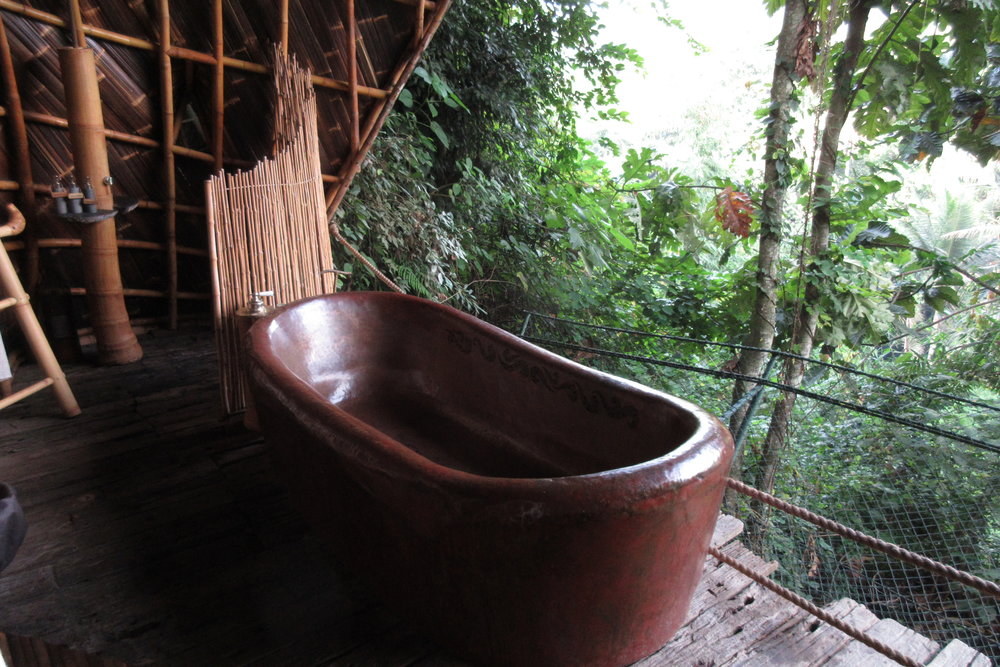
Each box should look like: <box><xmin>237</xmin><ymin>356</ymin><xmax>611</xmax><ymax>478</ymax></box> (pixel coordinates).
<box><xmin>0</xmin><ymin>14</ymin><xmax>38</xmax><ymax>292</ymax></box>
<box><xmin>0</xmin><ymin>204</ymin><xmax>80</xmax><ymax>416</ymax></box>
<box><xmin>59</xmin><ymin>46</ymin><xmax>142</xmax><ymax>364</ymax></box>
<box><xmin>158</xmin><ymin>0</ymin><xmax>178</xmax><ymax>329</ymax></box>
<box><xmin>212</xmin><ymin>0</ymin><xmax>224</xmax><ymax>171</ymax></box>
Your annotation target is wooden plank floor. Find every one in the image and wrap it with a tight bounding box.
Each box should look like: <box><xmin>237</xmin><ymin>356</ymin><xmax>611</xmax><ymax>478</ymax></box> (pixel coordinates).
<box><xmin>0</xmin><ymin>329</ymin><xmax>990</xmax><ymax>666</ymax></box>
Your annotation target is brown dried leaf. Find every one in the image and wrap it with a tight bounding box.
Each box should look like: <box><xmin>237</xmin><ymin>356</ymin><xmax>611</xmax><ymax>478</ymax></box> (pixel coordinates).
<box><xmin>714</xmin><ymin>186</ymin><xmax>754</xmax><ymax>239</ymax></box>
<box><xmin>971</xmin><ymin>106</ymin><xmax>988</xmax><ymax>131</ymax></box>
<box><xmin>795</xmin><ymin>16</ymin><xmax>820</xmax><ymax>83</ymax></box>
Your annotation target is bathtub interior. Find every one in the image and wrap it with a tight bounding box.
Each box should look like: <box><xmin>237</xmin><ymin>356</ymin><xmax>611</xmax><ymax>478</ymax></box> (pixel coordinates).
<box><xmin>261</xmin><ymin>295</ymin><xmax>702</xmax><ymax>478</ymax></box>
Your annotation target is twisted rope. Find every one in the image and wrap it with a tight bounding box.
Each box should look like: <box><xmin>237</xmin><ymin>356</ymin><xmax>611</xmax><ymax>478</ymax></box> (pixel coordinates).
<box><xmin>329</xmin><ymin>219</ymin><xmax>404</xmax><ymax>294</ymax></box>
<box><xmin>523</xmin><ymin>312</ymin><xmax>1000</xmax><ymax>414</ymax></box>
<box><xmin>708</xmin><ymin>546</ymin><xmax>923</xmax><ymax>667</ymax></box>
<box><xmin>520</xmin><ymin>336</ymin><xmax>1000</xmax><ymax>454</ymax></box>
<box><xmin>727</xmin><ymin>478</ymin><xmax>1000</xmax><ymax>599</ymax></box>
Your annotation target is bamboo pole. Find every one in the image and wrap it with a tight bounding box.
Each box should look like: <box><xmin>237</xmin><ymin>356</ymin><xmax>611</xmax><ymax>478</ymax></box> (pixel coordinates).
<box><xmin>67</xmin><ymin>287</ymin><xmax>209</xmax><ymax>299</ymax></box>
<box><xmin>326</xmin><ymin>0</ymin><xmax>453</xmax><ymax>217</ymax></box>
<box><xmin>0</xmin><ymin>106</ymin><xmax>341</xmax><ymax>179</ymax></box>
<box><xmin>0</xmin><ymin>180</ymin><xmax>207</xmax><ymax>215</ymax></box>
<box><xmin>0</xmin><ymin>1</ymin><xmax>391</xmax><ymax>99</ymax></box>
<box><xmin>158</xmin><ymin>0</ymin><xmax>178</xmax><ymax>329</ymax></box>
<box><xmin>59</xmin><ymin>46</ymin><xmax>142</xmax><ymax>364</ymax></box>
<box><xmin>347</xmin><ymin>0</ymin><xmax>359</xmax><ymax>152</ymax></box>
<box><xmin>279</xmin><ymin>0</ymin><xmax>290</xmax><ymax>57</ymax></box>
<box><xmin>0</xmin><ymin>204</ymin><xmax>80</xmax><ymax>416</ymax></box>
<box><xmin>0</xmin><ymin>13</ymin><xmax>38</xmax><ymax>291</ymax></box>
<box><xmin>4</xmin><ymin>237</ymin><xmax>209</xmax><ymax>256</ymax></box>
<box><xmin>212</xmin><ymin>0</ymin><xmax>224</xmax><ymax>172</ymax></box>
<box><xmin>413</xmin><ymin>0</ymin><xmax>424</xmax><ymax>48</ymax></box>
<box><xmin>67</xmin><ymin>0</ymin><xmax>85</xmax><ymax>48</ymax></box>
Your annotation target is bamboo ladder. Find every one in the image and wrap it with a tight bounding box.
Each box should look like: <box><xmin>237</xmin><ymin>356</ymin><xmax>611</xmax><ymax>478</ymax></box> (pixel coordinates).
<box><xmin>0</xmin><ymin>204</ymin><xmax>80</xmax><ymax>416</ymax></box>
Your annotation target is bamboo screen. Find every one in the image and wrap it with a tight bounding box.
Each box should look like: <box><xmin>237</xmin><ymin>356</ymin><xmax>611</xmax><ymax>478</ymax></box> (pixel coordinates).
<box><xmin>207</xmin><ymin>50</ymin><xmax>337</xmax><ymax>414</ymax></box>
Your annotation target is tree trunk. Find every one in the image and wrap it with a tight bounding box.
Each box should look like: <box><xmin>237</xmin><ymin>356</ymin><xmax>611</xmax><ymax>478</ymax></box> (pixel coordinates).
<box><xmin>726</xmin><ymin>0</ymin><xmax>807</xmax><ymax>505</ymax></box>
<box><xmin>747</xmin><ymin>0</ymin><xmax>872</xmax><ymax>551</ymax></box>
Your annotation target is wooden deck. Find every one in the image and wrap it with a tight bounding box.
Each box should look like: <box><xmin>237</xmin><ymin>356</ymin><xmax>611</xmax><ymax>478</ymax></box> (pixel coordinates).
<box><xmin>0</xmin><ymin>329</ymin><xmax>990</xmax><ymax>666</ymax></box>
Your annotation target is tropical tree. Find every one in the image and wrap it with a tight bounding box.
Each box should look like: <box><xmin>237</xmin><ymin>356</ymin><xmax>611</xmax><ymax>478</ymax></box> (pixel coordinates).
<box><xmin>739</xmin><ymin>0</ymin><xmax>1000</xmax><ymax>543</ymax></box>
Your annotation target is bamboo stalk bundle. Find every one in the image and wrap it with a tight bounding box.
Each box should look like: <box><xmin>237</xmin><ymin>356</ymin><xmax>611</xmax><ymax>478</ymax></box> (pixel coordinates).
<box><xmin>207</xmin><ymin>47</ymin><xmax>336</xmax><ymax>414</ymax></box>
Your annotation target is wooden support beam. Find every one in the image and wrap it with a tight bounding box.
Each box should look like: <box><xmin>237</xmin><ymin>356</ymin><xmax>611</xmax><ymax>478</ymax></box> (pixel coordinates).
<box><xmin>347</xmin><ymin>0</ymin><xmax>359</xmax><ymax>152</ymax></box>
<box><xmin>0</xmin><ymin>178</ymin><xmax>327</xmax><ymax>217</ymax></box>
<box><xmin>67</xmin><ymin>0</ymin><xmax>85</xmax><ymax>48</ymax></box>
<box><xmin>0</xmin><ymin>12</ymin><xmax>37</xmax><ymax>291</ymax></box>
<box><xmin>68</xmin><ymin>287</ymin><xmax>210</xmax><ymax>300</ymax></box>
<box><xmin>212</xmin><ymin>0</ymin><xmax>224</xmax><ymax>172</ymax></box>
<box><xmin>1</xmin><ymin>106</ymin><xmax>340</xmax><ymax>178</ymax></box>
<box><xmin>4</xmin><ymin>236</ymin><xmax>209</xmax><ymax>257</ymax></box>
<box><xmin>280</xmin><ymin>0</ymin><xmax>290</xmax><ymax>57</ymax></box>
<box><xmin>157</xmin><ymin>0</ymin><xmax>178</xmax><ymax>329</ymax></box>
<box><xmin>413</xmin><ymin>0</ymin><xmax>424</xmax><ymax>49</ymax></box>
<box><xmin>0</xmin><ymin>2</ymin><xmax>390</xmax><ymax>99</ymax></box>
<box><xmin>326</xmin><ymin>0</ymin><xmax>452</xmax><ymax>216</ymax></box>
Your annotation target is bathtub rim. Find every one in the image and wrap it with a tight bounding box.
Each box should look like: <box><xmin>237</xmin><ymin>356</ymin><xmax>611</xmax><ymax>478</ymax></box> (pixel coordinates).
<box><xmin>247</xmin><ymin>292</ymin><xmax>733</xmax><ymax>512</ymax></box>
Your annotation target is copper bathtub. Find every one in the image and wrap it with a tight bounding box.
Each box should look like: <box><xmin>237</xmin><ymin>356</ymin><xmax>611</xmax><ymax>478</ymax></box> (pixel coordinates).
<box><xmin>247</xmin><ymin>292</ymin><xmax>733</xmax><ymax>666</ymax></box>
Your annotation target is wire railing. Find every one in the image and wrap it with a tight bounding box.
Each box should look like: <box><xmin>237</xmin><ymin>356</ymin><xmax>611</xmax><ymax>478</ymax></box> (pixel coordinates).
<box><xmin>518</xmin><ymin>312</ymin><xmax>1000</xmax><ymax>662</ymax></box>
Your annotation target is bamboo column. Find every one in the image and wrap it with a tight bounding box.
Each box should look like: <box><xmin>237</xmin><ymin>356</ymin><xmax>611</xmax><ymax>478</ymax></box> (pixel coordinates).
<box><xmin>0</xmin><ymin>204</ymin><xmax>80</xmax><ymax>416</ymax></box>
<box><xmin>68</xmin><ymin>0</ymin><xmax>85</xmax><ymax>49</ymax></box>
<box><xmin>59</xmin><ymin>46</ymin><xmax>143</xmax><ymax>364</ymax></box>
<box><xmin>212</xmin><ymin>0</ymin><xmax>224</xmax><ymax>172</ymax></box>
<box><xmin>0</xmin><ymin>14</ymin><xmax>38</xmax><ymax>293</ymax></box>
<box><xmin>158</xmin><ymin>0</ymin><xmax>178</xmax><ymax>329</ymax></box>
<box><xmin>347</xmin><ymin>0</ymin><xmax>359</xmax><ymax>152</ymax></box>
<box><xmin>279</xmin><ymin>0</ymin><xmax>290</xmax><ymax>57</ymax></box>
<box><xmin>412</xmin><ymin>0</ymin><xmax>424</xmax><ymax>49</ymax></box>
<box><xmin>325</xmin><ymin>0</ymin><xmax>452</xmax><ymax>216</ymax></box>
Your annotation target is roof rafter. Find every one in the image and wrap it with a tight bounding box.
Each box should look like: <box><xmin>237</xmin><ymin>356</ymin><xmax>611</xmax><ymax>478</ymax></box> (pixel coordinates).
<box><xmin>0</xmin><ymin>1</ymin><xmax>391</xmax><ymax>99</ymax></box>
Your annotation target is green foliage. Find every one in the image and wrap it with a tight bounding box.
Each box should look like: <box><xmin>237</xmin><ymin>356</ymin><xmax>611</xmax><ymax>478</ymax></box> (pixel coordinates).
<box><xmin>334</xmin><ymin>1</ymin><xmax>1000</xmax><ymax>650</ymax></box>
<box><xmin>852</xmin><ymin>2</ymin><xmax>1000</xmax><ymax>165</ymax></box>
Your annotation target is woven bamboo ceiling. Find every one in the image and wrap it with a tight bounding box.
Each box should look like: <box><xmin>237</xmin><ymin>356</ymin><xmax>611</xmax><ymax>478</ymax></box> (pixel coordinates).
<box><xmin>0</xmin><ymin>0</ymin><xmax>448</xmax><ymax>329</ymax></box>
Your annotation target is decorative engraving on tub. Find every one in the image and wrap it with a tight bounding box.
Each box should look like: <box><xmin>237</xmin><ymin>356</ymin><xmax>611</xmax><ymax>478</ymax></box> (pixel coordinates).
<box><xmin>446</xmin><ymin>329</ymin><xmax>640</xmax><ymax>427</ymax></box>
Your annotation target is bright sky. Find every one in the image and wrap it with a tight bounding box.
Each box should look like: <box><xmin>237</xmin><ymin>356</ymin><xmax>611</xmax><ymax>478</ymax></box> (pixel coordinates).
<box><xmin>581</xmin><ymin>1</ymin><xmax>993</xmax><ymax>188</ymax></box>
<box><xmin>579</xmin><ymin>0</ymin><xmax>780</xmax><ymax>160</ymax></box>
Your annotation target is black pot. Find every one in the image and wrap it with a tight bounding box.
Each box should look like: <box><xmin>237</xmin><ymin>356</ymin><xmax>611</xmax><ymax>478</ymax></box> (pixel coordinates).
<box><xmin>0</xmin><ymin>483</ymin><xmax>27</xmax><ymax>573</ymax></box>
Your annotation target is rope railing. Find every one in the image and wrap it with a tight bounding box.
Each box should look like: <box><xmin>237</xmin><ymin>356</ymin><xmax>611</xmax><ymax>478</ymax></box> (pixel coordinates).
<box><xmin>726</xmin><ymin>478</ymin><xmax>1000</xmax><ymax>600</ymax></box>
<box><xmin>517</xmin><ymin>312</ymin><xmax>1000</xmax><ymax>662</ymax></box>
<box><xmin>520</xmin><ymin>335</ymin><xmax>1000</xmax><ymax>454</ymax></box>
<box><xmin>716</xmin><ymin>478</ymin><xmax>1000</xmax><ymax>665</ymax></box>
<box><xmin>522</xmin><ymin>312</ymin><xmax>1000</xmax><ymax>414</ymax></box>
<box><xmin>708</xmin><ymin>546</ymin><xmax>924</xmax><ymax>667</ymax></box>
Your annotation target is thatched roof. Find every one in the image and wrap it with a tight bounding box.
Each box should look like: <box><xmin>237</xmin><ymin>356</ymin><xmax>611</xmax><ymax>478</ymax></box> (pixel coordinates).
<box><xmin>0</xmin><ymin>0</ymin><xmax>447</xmax><ymax>331</ymax></box>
